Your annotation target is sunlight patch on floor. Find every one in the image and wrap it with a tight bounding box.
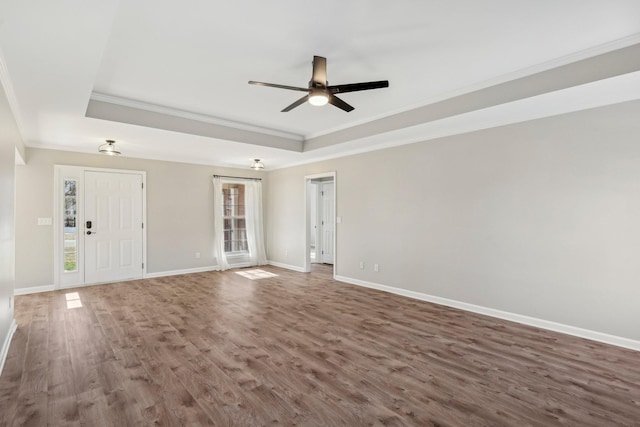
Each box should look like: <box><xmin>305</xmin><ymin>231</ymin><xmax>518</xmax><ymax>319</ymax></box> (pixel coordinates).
<box><xmin>65</xmin><ymin>292</ymin><xmax>83</xmax><ymax>309</ymax></box>
<box><xmin>235</xmin><ymin>269</ymin><xmax>278</xmax><ymax>280</ymax></box>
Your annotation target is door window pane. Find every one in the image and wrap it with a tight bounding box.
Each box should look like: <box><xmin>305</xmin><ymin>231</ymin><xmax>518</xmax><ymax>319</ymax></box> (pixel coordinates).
<box><xmin>64</xmin><ymin>179</ymin><xmax>78</xmax><ymax>272</ymax></box>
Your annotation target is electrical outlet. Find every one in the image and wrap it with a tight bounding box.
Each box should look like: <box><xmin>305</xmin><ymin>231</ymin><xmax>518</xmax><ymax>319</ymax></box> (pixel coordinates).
<box><xmin>359</xmin><ymin>261</ymin><xmax>364</xmax><ymax>269</ymax></box>
<box><xmin>285</xmin><ymin>250</ymin><xmax>288</xmax><ymax>257</ymax></box>
<box><xmin>374</xmin><ymin>264</ymin><xmax>379</xmax><ymax>272</ymax></box>
<box><xmin>195</xmin><ymin>252</ymin><xmax>201</xmax><ymax>259</ymax></box>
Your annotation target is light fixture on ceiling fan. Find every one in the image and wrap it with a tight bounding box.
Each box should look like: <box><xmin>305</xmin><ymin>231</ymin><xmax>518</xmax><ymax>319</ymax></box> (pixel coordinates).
<box><xmin>249</xmin><ymin>55</ymin><xmax>389</xmax><ymax>112</ymax></box>
<box><xmin>98</xmin><ymin>139</ymin><xmax>121</xmax><ymax>156</ymax></box>
<box><xmin>308</xmin><ymin>88</ymin><xmax>329</xmax><ymax>106</ymax></box>
<box><xmin>251</xmin><ymin>159</ymin><xmax>264</xmax><ymax>170</ymax></box>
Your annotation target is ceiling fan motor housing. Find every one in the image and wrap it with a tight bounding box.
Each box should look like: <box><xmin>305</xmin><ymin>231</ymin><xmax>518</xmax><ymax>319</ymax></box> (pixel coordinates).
<box><xmin>248</xmin><ymin>55</ymin><xmax>389</xmax><ymax>112</ymax></box>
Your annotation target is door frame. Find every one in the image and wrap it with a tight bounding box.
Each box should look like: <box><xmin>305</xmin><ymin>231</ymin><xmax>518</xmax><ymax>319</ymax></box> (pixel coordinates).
<box><xmin>304</xmin><ymin>172</ymin><xmax>336</xmax><ymax>276</ymax></box>
<box><xmin>53</xmin><ymin>165</ymin><xmax>147</xmax><ymax>289</ymax></box>
<box><xmin>309</xmin><ymin>181</ymin><xmax>320</xmax><ymax>264</ymax></box>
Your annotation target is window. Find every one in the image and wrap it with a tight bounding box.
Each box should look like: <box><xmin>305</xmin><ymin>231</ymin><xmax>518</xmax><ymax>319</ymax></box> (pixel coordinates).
<box><xmin>222</xmin><ymin>183</ymin><xmax>247</xmax><ymax>253</ymax></box>
<box><xmin>63</xmin><ymin>179</ymin><xmax>78</xmax><ymax>272</ymax></box>
<box><xmin>213</xmin><ymin>176</ymin><xmax>266</xmax><ymax>270</ymax></box>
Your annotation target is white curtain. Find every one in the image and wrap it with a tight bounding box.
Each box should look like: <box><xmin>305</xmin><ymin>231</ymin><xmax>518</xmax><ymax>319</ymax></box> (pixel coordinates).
<box><xmin>212</xmin><ymin>176</ymin><xmax>230</xmax><ymax>270</ymax></box>
<box><xmin>245</xmin><ymin>179</ymin><xmax>267</xmax><ymax>266</ymax></box>
<box><xmin>212</xmin><ymin>176</ymin><xmax>266</xmax><ymax>271</ymax></box>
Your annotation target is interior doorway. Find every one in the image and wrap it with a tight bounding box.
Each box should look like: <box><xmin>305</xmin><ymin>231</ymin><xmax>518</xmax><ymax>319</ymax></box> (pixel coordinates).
<box><xmin>305</xmin><ymin>172</ymin><xmax>336</xmax><ymax>276</ymax></box>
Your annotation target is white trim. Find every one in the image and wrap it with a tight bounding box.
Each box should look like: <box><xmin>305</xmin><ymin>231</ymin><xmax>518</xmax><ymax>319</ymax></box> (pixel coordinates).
<box><xmin>15</xmin><ymin>279</ymin><xmax>146</xmax><ymax>294</ymax></box>
<box><xmin>335</xmin><ymin>275</ymin><xmax>640</xmax><ymax>352</ymax></box>
<box><xmin>0</xmin><ymin>319</ymin><xmax>17</xmax><ymax>376</ymax></box>
<box><xmin>14</xmin><ymin>285</ymin><xmax>55</xmax><ymax>295</ymax></box>
<box><xmin>90</xmin><ymin>92</ymin><xmax>304</xmax><ymax>141</ymax></box>
<box><xmin>60</xmin><ymin>278</ymin><xmax>146</xmax><ymax>289</ymax></box>
<box><xmin>15</xmin><ymin>266</ymin><xmax>225</xmax><ymax>293</ymax></box>
<box><xmin>305</xmin><ymin>34</ymin><xmax>640</xmax><ymax>140</ymax></box>
<box><xmin>144</xmin><ymin>266</ymin><xmax>220</xmax><ymax>279</ymax></box>
<box><xmin>14</xmin><ymin>266</ymin><xmax>223</xmax><ymax>293</ymax></box>
<box><xmin>267</xmin><ymin>260</ymin><xmax>306</xmax><ymax>273</ymax></box>
<box><xmin>226</xmin><ymin>262</ymin><xmax>254</xmax><ymax>269</ymax></box>
<box><xmin>89</xmin><ymin>35</ymin><xmax>640</xmax><ymax>145</ymax></box>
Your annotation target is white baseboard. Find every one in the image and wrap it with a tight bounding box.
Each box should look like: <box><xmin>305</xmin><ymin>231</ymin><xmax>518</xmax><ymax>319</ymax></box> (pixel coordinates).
<box><xmin>335</xmin><ymin>275</ymin><xmax>640</xmax><ymax>352</ymax></box>
<box><xmin>267</xmin><ymin>260</ymin><xmax>306</xmax><ymax>273</ymax></box>
<box><xmin>14</xmin><ymin>284</ymin><xmax>55</xmax><ymax>295</ymax></box>
<box><xmin>0</xmin><ymin>319</ymin><xmax>17</xmax><ymax>376</ymax></box>
<box><xmin>224</xmin><ymin>262</ymin><xmax>252</xmax><ymax>270</ymax></box>
<box><xmin>14</xmin><ymin>267</ymin><xmax>223</xmax><ymax>293</ymax></box>
<box><xmin>14</xmin><ymin>266</ymin><xmax>222</xmax><ymax>294</ymax></box>
<box><xmin>144</xmin><ymin>265</ymin><xmax>220</xmax><ymax>279</ymax></box>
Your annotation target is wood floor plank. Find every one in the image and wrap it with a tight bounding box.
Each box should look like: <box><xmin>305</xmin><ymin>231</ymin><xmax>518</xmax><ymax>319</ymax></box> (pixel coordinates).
<box><xmin>1</xmin><ymin>264</ymin><xmax>639</xmax><ymax>425</ymax></box>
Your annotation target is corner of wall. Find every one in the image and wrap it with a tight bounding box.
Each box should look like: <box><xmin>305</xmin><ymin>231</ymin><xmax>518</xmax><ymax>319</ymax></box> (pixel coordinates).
<box><xmin>267</xmin><ymin>260</ymin><xmax>306</xmax><ymax>273</ymax></box>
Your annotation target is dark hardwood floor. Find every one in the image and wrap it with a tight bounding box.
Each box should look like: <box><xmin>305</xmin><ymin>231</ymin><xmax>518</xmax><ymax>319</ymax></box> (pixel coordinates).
<box><xmin>1</xmin><ymin>264</ymin><xmax>639</xmax><ymax>426</ymax></box>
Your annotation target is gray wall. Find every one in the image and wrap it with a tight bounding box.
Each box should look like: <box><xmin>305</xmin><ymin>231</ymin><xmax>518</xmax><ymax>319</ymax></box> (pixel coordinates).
<box><xmin>266</xmin><ymin>100</ymin><xmax>640</xmax><ymax>341</ymax></box>
<box><xmin>0</xmin><ymin>83</ymin><xmax>23</xmax><ymax>361</ymax></box>
<box><xmin>14</xmin><ymin>148</ymin><xmax>265</xmax><ymax>289</ymax></box>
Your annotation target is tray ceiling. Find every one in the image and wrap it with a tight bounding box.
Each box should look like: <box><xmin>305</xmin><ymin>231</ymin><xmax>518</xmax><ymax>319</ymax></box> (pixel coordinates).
<box><xmin>1</xmin><ymin>1</ymin><xmax>640</xmax><ymax>169</ymax></box>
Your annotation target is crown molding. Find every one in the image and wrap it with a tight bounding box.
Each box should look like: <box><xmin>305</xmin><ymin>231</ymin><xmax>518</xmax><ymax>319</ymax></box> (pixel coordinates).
<box><xmin>90</xmin><ymin>92</ymin><xmax>305</xmax><ymax>141</ymax></box>
<box><xmin>306</xmin><ymin>33</ymin><xmax>640</xmax><ymax>140</ymax></box>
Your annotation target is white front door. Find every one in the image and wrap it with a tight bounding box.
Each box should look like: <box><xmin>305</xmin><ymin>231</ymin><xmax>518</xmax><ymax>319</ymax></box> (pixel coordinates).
<box><xmin>320</xmin><ymin>181</ymin><xmax>334</xmax><ymax>264</ymax></box>
<box><xmin>84</xmin><ymin>171</ymin><xmax>144</xmax><ymax>284</ymax></box>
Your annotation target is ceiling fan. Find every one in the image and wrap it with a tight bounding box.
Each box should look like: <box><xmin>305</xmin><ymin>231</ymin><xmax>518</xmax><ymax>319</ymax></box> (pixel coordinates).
<box><xmin>249</xmin><ymin>55</ymin><xmax>389</xmax><ymax>112</ymax></box>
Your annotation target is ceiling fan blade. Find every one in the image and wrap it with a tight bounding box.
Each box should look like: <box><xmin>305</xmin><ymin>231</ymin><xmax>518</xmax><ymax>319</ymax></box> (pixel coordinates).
<box><xmin>248</xmin><ymin>81</ymin><xmax>308</xmax><ymax>92</ymax></box>
<box><xmin>329</xmin><ymin>80</ymin><xmax>389</xmax><ymax>94</ymax></box>
<box><xmin>328</xmin><ymin>94</ymin><xmax>354</xmax><ymax>112</ymax></box>
<box><xmin>311</xmin><ymin>56</ymin><xmax>327</xmax><ymax>86</ymax></box>
<box><xmin>281</xmin><ymin>95</ymin><xmax>309</xmax><ymax>112</ymax></box>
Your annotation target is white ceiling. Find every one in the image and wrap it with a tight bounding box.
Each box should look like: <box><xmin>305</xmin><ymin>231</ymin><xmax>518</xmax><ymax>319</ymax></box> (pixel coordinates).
<box><xmin>1</xmin><ymin>1</ymin><xmax>640</xmax><ymax>169</ymax></box>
